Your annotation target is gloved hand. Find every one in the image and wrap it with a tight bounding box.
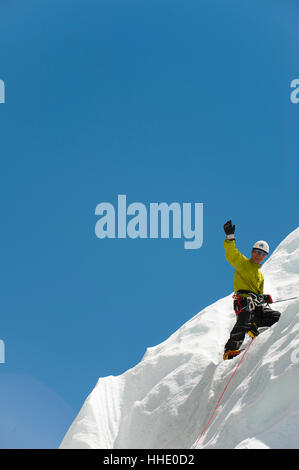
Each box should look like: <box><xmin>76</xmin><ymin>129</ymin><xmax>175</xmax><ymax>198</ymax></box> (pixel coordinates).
<box><xmin>263</xmin><ymin>294</ymin><xmax>273</xmax><ymax>304</ymax></box>
<box><xmin>224</xmin><ymin>220</ymin><xmax>235</xmax><ymax>238</ymax></box>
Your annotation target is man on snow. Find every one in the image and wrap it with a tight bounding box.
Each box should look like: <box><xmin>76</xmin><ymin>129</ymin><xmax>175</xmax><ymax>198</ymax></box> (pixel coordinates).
<box><xmin>223</xmin><ymin>220</ymin><xmax>281</xmax><ymax>360</ymax></box>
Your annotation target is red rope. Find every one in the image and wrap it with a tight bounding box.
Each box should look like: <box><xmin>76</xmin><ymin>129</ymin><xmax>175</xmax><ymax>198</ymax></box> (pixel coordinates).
<box><xmin>195</xmin><ymin>337</ymin><xmax>255</xmax><ymax>446</ymax></box>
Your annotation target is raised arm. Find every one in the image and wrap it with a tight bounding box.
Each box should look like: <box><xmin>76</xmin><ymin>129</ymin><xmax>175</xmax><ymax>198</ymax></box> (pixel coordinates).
<box><xmin>223</xmin><ymin>220</ymin><xmax>247</xmax><ymax>269</ymax></box>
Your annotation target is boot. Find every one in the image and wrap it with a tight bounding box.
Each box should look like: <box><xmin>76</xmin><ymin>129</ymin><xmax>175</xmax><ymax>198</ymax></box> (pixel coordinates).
<box><xmin>223</xmin><ymin>349</ymin><xmax>241</xmax><ymax>360</ymax></box>
<box><xmin>247</xmin><ymin>322</ymin><xmax>259</xmax><ymax>339</ymax></box>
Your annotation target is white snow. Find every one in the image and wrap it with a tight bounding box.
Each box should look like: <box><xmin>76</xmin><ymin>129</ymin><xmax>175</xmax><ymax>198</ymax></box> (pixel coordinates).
<box><xmin>60</xmin><ymin>228</ymin><xmax>299</xmax><ymax>449</ymax></box>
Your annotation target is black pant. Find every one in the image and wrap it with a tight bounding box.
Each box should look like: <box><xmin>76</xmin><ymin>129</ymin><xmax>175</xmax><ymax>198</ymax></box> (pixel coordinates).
<box><xmin>224</xmin><ymin>300</ymin><xmax>281</xmax><ymax>352</ymax></box>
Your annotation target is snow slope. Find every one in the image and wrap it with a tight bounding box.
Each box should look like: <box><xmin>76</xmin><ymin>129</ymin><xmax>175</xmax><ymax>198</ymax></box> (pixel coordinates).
<box><xmin>60</xmin><ymin>228</ymin><xmax>299</xmax><ymax>449</ymax></box>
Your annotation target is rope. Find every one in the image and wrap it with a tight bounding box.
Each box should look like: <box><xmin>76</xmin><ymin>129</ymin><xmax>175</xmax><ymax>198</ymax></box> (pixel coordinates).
<box><xmin>195</xmin><ymin>337</ymin><xmax>255</xmax><ymax>446</ymax></box>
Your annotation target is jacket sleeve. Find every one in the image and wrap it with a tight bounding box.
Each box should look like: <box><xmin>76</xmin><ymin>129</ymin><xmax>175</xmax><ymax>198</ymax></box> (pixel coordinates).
<box><xmin>259</xmin><ymin>277</ymin><xmax>264</xmax><ymax>294</ymax></box>
<box><xmin>223</xmin><ymin>239</ymin><xmax>247</xmax><ymax>269</ymax></box>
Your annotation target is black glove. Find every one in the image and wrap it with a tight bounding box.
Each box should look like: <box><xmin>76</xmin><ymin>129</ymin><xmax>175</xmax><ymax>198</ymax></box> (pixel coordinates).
<box><xmin>263</xmin><ymin>294</ymin><xmax>273</xmax><ymax>304</ymax></box>
<box><xmin>224</xmin><ymin>220</ymin><xmax>235</xmax><ymax>236</ymax></box>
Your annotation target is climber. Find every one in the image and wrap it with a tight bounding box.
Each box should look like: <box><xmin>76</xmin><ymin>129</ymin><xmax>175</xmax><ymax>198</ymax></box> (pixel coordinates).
<box><xmin>222</xmin><ymin>220</ymin><xmax>281</xmax><ymax>360</ymax></box>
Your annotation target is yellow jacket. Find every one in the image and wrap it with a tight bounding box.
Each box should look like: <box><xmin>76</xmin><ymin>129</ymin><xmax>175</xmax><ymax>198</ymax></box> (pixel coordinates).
<box><xmin>224</xmin><ymin>239</ymin><xmax>264</xmax><ymax>294</ymax></box>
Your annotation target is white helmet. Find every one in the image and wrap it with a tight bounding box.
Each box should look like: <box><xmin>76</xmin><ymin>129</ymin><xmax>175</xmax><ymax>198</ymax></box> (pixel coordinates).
<box><xmin>253</xmin><ymin>240</ymin><xmax>269</xmax><ymax>255</ymax></box>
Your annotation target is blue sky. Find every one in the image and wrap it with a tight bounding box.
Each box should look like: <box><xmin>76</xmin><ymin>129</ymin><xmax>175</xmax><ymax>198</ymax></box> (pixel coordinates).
<box><xmin>0</xmin><ymin>0</ymin><xmax>298</xmax><ymax>448</ymax></box>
